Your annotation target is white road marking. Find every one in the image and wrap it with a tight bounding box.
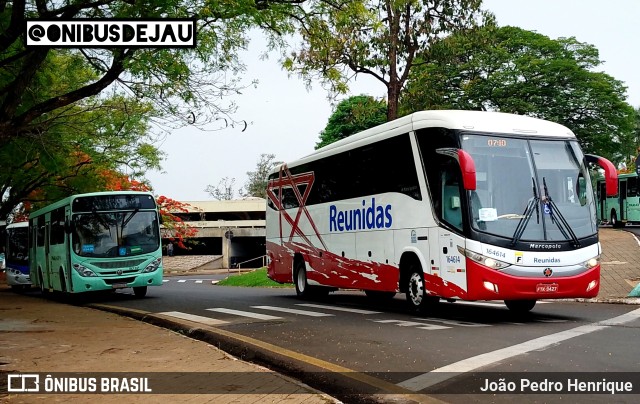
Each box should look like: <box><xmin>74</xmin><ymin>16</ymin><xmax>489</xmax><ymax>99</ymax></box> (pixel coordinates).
<box><xmin>296</xmin><ymin>303</ymin><xmax>381</xmax><ymax>314</ymax></box>
<box><xmin>195</xmin><ymin>280</ymin><xmax>203</xmax><ymax>284</ymax></box>
<box><xmin>177</xmin><ymin>279</ymin><xmax>187</xmax><ymax>283</ymax></box>
<box><xmin>412</xmin><ymin>318</ymin><xmax>490</xmax><ymax>327</ymax></box>
<box><xmin>251</xmin><ymin>306</ymin><xmax>334</xmax><ymax>317</ymax></box>
<box><xmin>397</xmin><ymin>307</ymin><xmax>640</xmax><ymax>392</ymax></box>
<box><xmin>206</xmin><ymin>308</ymin><xmax>283</xmax><ymax>320</ymax></box>
<box><xmin>157</xmin><ymin>311</ymin><xmax>228</xmax><ymax>326</ymax></box>
<box><xmin>372</xmin><ymin>319</ymin><xmax>450</xmax><ymax>330</ymax></box>
<box><xmin>162</xmin><ymin>279</ymin><xmax>170</xmax><ymax>283</ymax></box>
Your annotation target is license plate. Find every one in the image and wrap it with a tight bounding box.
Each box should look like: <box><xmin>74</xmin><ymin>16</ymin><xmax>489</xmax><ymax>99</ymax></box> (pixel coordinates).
<box><xmin>536</xmin><ymin>283</ymin><xmax>559</xmax><ymax>293</ymax></box>
<box><xmin>111</xmin><ymin>283</ymin><xmax>128</xmax><ymax>289</ymax></box>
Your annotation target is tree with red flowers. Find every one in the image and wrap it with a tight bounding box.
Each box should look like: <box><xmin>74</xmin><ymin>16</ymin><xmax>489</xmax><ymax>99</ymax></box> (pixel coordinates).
<box><xmin>103</xmin><ymin>172</ymin><xmax>198</xmax><ymax>250</ymax></box>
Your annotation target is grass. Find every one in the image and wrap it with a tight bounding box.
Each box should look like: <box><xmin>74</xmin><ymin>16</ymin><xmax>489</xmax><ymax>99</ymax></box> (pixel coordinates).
<box><xmin>217</xmin><ymin>267</ymin><xmax>292</xmax><ymax>288</ymax></box>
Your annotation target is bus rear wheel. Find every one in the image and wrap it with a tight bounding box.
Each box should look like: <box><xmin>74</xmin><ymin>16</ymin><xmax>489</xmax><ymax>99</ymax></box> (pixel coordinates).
<box><xmin>133</xmin><ymin>286</ymin><xmax>147</xmax><ymax>298</ymax></box>
<box><xmin>294</xmin><ymin>260</ymin><xmax>328</xmax><ymax>299</ymax></box>
<box><xmin>504</xmin><ymin>299</ymin><xmax>536</xmax><ymax>313</ymax></box>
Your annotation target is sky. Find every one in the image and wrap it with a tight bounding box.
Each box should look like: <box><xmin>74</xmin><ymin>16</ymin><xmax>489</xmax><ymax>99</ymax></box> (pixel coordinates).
<box><xmin>145</xmin><ymin>0</ymin><xmax>640</xmax><ymax>202</ymax></box>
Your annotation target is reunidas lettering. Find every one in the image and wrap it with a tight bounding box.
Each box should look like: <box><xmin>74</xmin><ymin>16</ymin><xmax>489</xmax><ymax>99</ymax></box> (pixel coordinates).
<box><xmin>329</xmin><ymin>198</ymin><xmax>392</xmax><ymax>232</ymax></box>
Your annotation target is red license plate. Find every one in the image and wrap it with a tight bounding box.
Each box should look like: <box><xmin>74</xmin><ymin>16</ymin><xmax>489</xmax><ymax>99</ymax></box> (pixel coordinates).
<box><xmin>536</xmin><ymin>283</ymin><xmax>559</xmax><ymax>293</ymax></box>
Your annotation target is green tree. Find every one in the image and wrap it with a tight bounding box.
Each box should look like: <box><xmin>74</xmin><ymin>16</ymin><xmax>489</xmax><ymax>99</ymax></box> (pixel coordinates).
<box><xmin>284</xmin><ymin>0</ymin><xmax>488</xmax><ymax>120</ymax></box>
<box><xmin>242</xmin><ymin>153</ymin><xmax>282</xmax><ymax>198</ymax></box>
<box><xmin>316</xmin><ymin>95</ymin><xmax>386</xmax><ymax>149</ymax></box>
<box><xmin>402</xmin><ymin>25</ymin><xmax>636</xmax><ymax>162</ymax></box>
<box><xmin>0</xmin><ymin>93</ymin><xmax>163</xmax><ymax>219</ymax></box>
<box><xmin>0</xmin><ymin>0</ymin><xmax>304</xmax><ymax>142</ymax></box>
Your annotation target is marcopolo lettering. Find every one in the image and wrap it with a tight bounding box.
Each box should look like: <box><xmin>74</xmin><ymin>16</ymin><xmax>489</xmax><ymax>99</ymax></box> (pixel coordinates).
<box><xmin>329</xmin><ymin>198</ymin><xmax>392</xmax><ymax>232</ymax></box>
<box><xmin>529</xmin><ymin>243</ymin><xmax>562</xmax><ymax>250</ymax></box>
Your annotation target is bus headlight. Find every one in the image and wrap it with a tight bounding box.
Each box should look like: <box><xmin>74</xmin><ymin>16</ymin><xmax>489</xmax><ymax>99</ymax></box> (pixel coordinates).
<box><xmin>458</xmin><ymin>246</ymin><xmax>511</xmax><ymax>270</ymax></box>
<box><xmin>142</xmin><ymin>258</ymin><xmax>162</xmax><ymax>273</ymax></box>
<box><xmin>582</xmin><ymin>257</ymin><xmax>600</xmax><ymax>269</ymax></box>
<box><xmin>73</xmin><ymin>264</ymin><xmax>97</xmax><ymax>277</ymax></box>
<box><xmin>8</xmin><ymin>268</ymin><xmax>22</xmax><ymax>275</ymax></box>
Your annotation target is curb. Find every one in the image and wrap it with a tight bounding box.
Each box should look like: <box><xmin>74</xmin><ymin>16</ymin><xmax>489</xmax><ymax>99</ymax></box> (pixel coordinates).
<box><xmin>88</xmin><ymin>303</ymin><xmax>438</xmax><ymax>404</ymax></box>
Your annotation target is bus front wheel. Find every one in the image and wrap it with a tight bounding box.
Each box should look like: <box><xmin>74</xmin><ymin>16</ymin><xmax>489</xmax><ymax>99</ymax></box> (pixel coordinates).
<box><xmin>133</xmin><ymin>286</ymin><xmax>147</xmax><ymax>298</ymax></box>
<box><xmin>504</xmin><ymin>299</ymin><xmax>536</xmax><ymax>313</ymax></box>
<box><xmin>405</xmin><ymin>262</ymin><xmax>438</xmax><ymax>313</ymax></box>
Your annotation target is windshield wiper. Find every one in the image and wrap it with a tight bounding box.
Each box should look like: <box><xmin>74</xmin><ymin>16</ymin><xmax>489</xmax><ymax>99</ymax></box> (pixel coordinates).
<box><xmin>542</xmin><ymin>177</ymin><xmax>581</xmax><ymax>248</ymax></box>
<box><xmin>511</xmin><ymin>177</ymin><xmax>539</xmax><ymax>247</ymax></box>
<box><xmin>121</xmin><ymin>208</ymin><xmax>139</xmax><ymax>229</ymax></box>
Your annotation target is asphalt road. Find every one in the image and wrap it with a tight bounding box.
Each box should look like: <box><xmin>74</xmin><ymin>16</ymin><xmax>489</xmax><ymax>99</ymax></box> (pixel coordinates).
<box><xmin>76</xmin><ymin>276</ymin><xmax>640</xmax><ymax>402</ymax></box>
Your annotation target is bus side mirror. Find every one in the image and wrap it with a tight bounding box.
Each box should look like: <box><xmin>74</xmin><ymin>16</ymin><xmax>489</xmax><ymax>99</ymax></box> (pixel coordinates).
<box><xmin>436</xmin><ymin>148</ymin><xmax>477</xmax><ymax>191</ymax></box>
<box><xmin>585</xmin><ymin>154</ymin><xmax>618</xmax><ymax>196</ymax></box>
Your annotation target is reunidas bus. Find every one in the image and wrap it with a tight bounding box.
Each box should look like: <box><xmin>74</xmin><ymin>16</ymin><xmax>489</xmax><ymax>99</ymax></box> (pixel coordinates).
<box><xmin>29</xmin><ymin>191</ymin><xmax>163</xmax><ymax>297</ymax></box>
<box><xmin>265</xmin><ymin>110</ymin><xmax>617</xmax><ymax>313</ymax></box>
<box><xmin>5</xmin><ymin>221</ymin><xmax>30</xmax><ymax>290</ymax></box>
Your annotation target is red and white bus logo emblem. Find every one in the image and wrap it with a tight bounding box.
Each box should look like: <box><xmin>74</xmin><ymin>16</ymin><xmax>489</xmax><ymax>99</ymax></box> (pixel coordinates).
<box><xmin>543</xmin><ymin>268</ymin><xmax>553</xmax><ymax>277</ymax></box>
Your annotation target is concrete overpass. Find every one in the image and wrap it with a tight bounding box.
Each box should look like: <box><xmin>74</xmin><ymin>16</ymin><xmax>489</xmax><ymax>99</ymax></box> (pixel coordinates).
<box><xmin>165</xmin><ymin>198</ymin><xmax>266</xmax><ymax>269</ymax></box>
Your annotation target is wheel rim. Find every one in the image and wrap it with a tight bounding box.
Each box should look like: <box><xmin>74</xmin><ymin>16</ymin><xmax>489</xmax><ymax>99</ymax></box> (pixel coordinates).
<box><xmin>296</xmin><ymin>268</ymin><xmax>306</xmax><ymax>293</ymax></box>
<box><xmin>408</xmin><ymin>273</ymin><xmax>424</xmax><ymax>306</ymax></box>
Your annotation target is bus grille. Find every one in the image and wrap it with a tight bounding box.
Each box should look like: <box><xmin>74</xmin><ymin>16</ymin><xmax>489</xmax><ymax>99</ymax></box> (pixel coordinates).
<box><xmin>92</xmin><ymin>259</ymin><xmax>146</xmax><ymax>269</ymax></box>
<box><xmin>103</xmin><ymin>277</ymin><xmax>136</xmax><ymax>285</ymax></box>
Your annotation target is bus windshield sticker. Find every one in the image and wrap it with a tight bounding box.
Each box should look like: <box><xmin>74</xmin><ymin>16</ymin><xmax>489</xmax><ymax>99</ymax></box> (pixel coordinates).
<box><xmin>119</xmin><ymin>247</ymin><xmax>127</xmax><ymax>256</ymax></box>
<box><xmin>82</xmin><ymin>244</ymin><xmax>95</xmax><ymax>253</ymax></box>
<box><xmin>478</xmin><ymin>208</ymin><xmax>498</xmax><ymax>222</ymax></box>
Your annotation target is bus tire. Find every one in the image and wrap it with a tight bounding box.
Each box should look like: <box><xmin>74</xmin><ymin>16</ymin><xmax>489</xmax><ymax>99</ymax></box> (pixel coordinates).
<box><xmin>294</xmin><ymin>260</ymin><xmax>312</xmax><ymax>298</ymax></box>
<box><xmin>38</xmin><ymin>269</ymin><xmax>48</xmax><ymax>295</ymax></box>
<box><xmin>365</xmin><ymin>290</ymin><xmax>396</xmax><ymax>301</ymax></box>
<box><xmin>610</xmin><ymin>210</ymin><xmax>624</xmax><ymax>228</ymax></box>
<box><xmin>504</xmin><ymin>299</ymin><xmax>536</xmax><ymax>313</ymax></box>
<box><xmin>405</xmin><ymin>261</ymin><xmax>438</xmax><ymax>313</ymax></box>
<box><xmin>133</xmin><ymin>286</ymin><xmax>147</xmax><ymax>298</ymax></box>
<box><xmin>59</xmin><ymin>269</ymin><xmax>66</xmax><ymax>293</ymax></box>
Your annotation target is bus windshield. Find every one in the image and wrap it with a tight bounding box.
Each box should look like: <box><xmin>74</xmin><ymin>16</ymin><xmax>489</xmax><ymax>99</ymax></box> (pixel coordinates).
<box><xmin>72</xmin><ymin>211</ymin><xmax>160</xmax><ymax>258</ymax></box>
<box><xmin>7</xmin><ymin>226</ymin><xmax>29</xmax><ymax>265</ymax></box>
<box><xmin>461</xmin><ymin>134</ymin><xmax>597</xmax><ymax>241</ymax></box>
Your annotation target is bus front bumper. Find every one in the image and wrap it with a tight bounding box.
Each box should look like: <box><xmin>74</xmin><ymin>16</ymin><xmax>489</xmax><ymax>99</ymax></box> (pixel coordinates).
<box><xmin>465</xmin><ymin>261</ymin><xmax>600</xmax><ymax>301</ymax></box>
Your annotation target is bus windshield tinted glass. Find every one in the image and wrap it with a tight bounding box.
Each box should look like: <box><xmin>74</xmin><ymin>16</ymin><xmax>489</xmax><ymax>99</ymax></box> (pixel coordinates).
<box><xmin>72</xmin><ymin>211</ymin><xmax>160</xmax><ymax>257</ymax></box>
<box><xmin>461</xmin><ymin>134</ymin><xmax>597</xmax><ymax>241</ymax></box>
<box><xmin>7</xmin><ymin>227</ymin><xmax>29</xmax><ymax>264</ymax></box>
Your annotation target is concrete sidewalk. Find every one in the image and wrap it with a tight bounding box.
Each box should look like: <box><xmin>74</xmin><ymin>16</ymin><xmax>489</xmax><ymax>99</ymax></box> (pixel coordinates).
<box><xmin>0</xmin><ymin>288</ymin><xmax>338</xmax><ymax>404</ymax></box>
<box><xmin>594</xmin><ymin>227</ymin><xmax>640</xmax><ymax>302</ymax></box>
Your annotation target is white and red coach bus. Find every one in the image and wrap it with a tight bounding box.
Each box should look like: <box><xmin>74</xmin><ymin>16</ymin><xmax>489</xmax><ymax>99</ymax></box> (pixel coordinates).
<box><xmin>265</xmin><ymin>110</ymin><xmax>617</xmax><ymax>313</ymax></box>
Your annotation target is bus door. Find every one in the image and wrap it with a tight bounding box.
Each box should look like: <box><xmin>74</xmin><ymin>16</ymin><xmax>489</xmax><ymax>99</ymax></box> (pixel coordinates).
<box><xmin>619</xmin><ymin>179</ymin><xmax>628</xmax><ymax>222</ymax></box>
<box><xmin>598</xmin><ymin>181</ymin><xmax>607</xmax><ymax>221</ymax></box>
<box><xmin>436</xmin><ymin>230</ymin><xmax>467</xmax><ymax>298</ymax></box>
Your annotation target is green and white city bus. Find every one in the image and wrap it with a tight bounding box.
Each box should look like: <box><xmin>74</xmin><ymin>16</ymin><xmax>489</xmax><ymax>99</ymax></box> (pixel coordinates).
<box><xmin>596</xmin><ymin>172</ymin><xmax>640</xmax><ymax>227</ymax></box>
<box><xmin>29</xmin><ymin>191</ymin><xmax>163</xmax><ymax>297</ymax></box>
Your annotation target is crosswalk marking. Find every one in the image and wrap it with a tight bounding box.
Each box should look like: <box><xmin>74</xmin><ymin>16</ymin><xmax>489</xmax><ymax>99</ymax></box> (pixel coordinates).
<box><xmin>296</xmin><ymin>303</ymin><xmax>381</xmax><ymax>314</ymax></box>
<box><xmin>251</xmin><ymin>306</ymin><xmax>334</xmax><ymax>317</ymax></box>
<box><xmin>157</xmin><ymin>311</ymin><xmax>228</xmax><ymax>326</ymax></box>
<box><xmin>412</xmin><ymin>318</ymin><xmax>489</xmax><ymax>327</ymax></box>
<box><xmin>372</xmin><ymin>319</ymin><xmax>450</xmax><ymax>330</ymax></box>
<box><xmin>206</xmin><ymin>308</ymin><xmax>283</xmax><ymax>320</ymax></box>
